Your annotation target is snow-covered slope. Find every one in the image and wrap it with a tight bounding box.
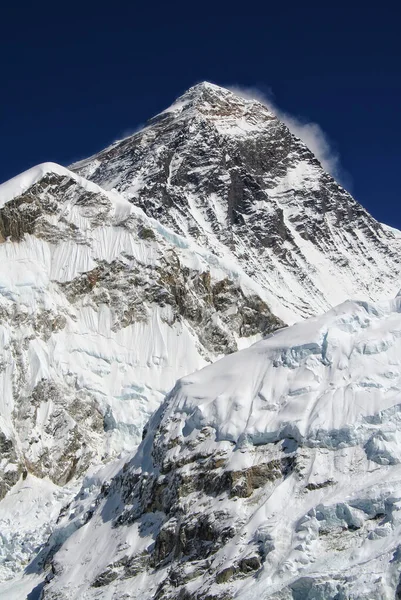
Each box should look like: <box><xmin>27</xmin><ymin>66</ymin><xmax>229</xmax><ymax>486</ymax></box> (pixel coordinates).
<box><xmin>1</xmin><ymin>82</ymin><xmax>401</xmax><ymax>598</ymax></box>
<box><xmin>0</xmin><ymin>160</ymin><xmax>282</xmax><ymax>486</ymax></box>
<box><xmin>0</xmin><ymin>161</ymin><xmax>284</xmax><ymax>584</ymax></box>
<box><xmin>72</xmin><ymin>82</ymin><xmax>401</xmax><ymax>321</ymax></box>
<box><xmin>40</xmin><ymin>294</ymin><xmax>401</xmax><ymax>599</ymax></box>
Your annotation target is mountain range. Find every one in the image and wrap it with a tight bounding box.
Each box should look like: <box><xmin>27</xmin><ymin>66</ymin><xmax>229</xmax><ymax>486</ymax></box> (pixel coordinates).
<box><xmin>0</xmin><ymin>82</ymin><xmax>400</xmax><ymax>599</ymax></box>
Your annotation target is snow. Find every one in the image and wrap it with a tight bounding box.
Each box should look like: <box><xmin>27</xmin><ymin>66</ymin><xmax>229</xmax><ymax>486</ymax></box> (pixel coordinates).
<box><xmin>165</xmin><ymin>296</ymin><xmax>401</xmax><ymax>447</ymax></box>
<box><xmin>1</xmin><ymin>83</ymin><xmax>401</xmax><ymax>598</ymax></box>
<box><xmin>0</xmin><ymin>163</ymin><xmax>128</xmax><ymax>216</ymax></box>
<box><xmin>156</xmin><ymin>82</ymin><xmax>227</xmax><ymax>116</ymax></box>
<box><xmin>51</xmin><ymin>303</ymin><xmax>208</xmax><ymax>454</ymax></box>
<box><xmin>33</xmin><ymin>293</ymin><xmax>401</xmax><ymax>599</ymax></box>
<box><xmin>382</xmin><ymin>223</ymin><xmax>401</xmax><ymax>238</ymax></box>
<box><xmin>0</xmin><ymin>159</ymin><xmax>279</xmax><ymax>587</ymax></box>
<box><xmin>0</xmin><ymin>475</ymin><xmax>72</xmax><ymax>582</ymax></box>
<box><xmin>0</xmin><ymin>159</ymin><xmax>272</xmax><ymax>442</ymax></box>
<box><xmin>0</xmin><ymin>161</ymin><xmax>298</xmax><ymax>323</ymax></box>
<box><xmin>70</xmin><ymin>82</ymin><xmax>401</xmax><ymax>324</ymax></box>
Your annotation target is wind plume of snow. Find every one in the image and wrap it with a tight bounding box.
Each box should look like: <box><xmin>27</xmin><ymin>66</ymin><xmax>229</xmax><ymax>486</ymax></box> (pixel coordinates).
<box><xmin>228</xmin><ymin>84</ymin><xmax>345</xmax><ymax>183</ymax></box>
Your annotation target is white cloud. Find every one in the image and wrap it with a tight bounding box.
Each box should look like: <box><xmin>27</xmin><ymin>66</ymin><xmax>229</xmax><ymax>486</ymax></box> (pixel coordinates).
<box><xmin>114</xmin><ymin>124</ymin><xmax>145</xmax><ymax>144</ymax></box>
<box><xmin>227</xmin><ymin>85</ymin><xmax>345</xmax><ymax>184</ymax></box>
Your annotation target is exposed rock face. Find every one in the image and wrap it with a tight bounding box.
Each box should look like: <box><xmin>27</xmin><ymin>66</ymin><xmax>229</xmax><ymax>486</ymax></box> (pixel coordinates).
<box><xmin>72</xmin><ymin>82</ymin><xmax>401</xmax><ymax>321</ymax></box>
<box><xmin>16</xmin><ymin>379</ymin><xmax>104</xmax><ymax>485</ymax></box>
<box><xmin>39</xmin><ymin>297</ymin><xmax>401</xmax><ymax>600</ymax></box>
<box><xmin>1</xmin><ymin>83</ymin><xmax>401</xmax><ymax>597</ymax></box>
<box><xmin>0</xmin><ymin>430</ymin><xmax>21</xmax><ymax>499</ymax></box>
<box><xmin>61</xmin><ymin>258</ymin><xmax>282</xmax><ymax>356</ymax></box>
<box><xmin>41</xmin><ymin>418</ymin><xmax>297</xmax><ymax>600</ymax></box>
<box><xmin>0</xmin><ymin>162</ymin><xmax>284</xmax><ymax>506</ymax></box>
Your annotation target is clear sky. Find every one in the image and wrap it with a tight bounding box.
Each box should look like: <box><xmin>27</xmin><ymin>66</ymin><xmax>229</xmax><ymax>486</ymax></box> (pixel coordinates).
<box><xmin>1</xmin><ymin>1</ymin><xmax>400</xmax><ymax>228</ymax></box>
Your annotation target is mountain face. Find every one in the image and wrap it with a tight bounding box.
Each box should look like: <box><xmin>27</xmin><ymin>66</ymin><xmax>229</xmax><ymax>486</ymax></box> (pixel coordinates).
<box><xmin>0</xmin><ymin>160</ymin><xmax>281</xmax><ymax>584</ymax></box>
<box><xmin>0</xmin><ymin>82</ymin><xmax>400</xmax><ymax>598</ymax></box>
<box><xmin>40</xmin><ymin>296</ymin><xmax>401</xmax><ymax>599</ymax></box>
<box><xmin>0</xmin><ymin>161</ymin><xmax>281</xmax><ymax>482</ymax></box>
<box><xmin>72</xmin><ymin>82</ymin><xmax>400</xmax><ymax>321</ymax></box>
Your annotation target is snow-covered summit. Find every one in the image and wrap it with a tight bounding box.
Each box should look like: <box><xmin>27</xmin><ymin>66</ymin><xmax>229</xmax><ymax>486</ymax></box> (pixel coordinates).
<box><xmin>0</xmin><ymin>162</ymin><xmax>133</xmax><ymax>218</ymax></box>
<box><xmin>158</xmin><ymin>81</ymin><xmax>274</xmax><ymax>126</ymax></box>
<box><xmin>71</xmin><ymin>84</ymin><xmax>401</xmax><ymax>322</ymax></box>
<box><xmin>1</xmin><ymin>82</ymin><xmax>401</xmax><ymax>599</ymax></box>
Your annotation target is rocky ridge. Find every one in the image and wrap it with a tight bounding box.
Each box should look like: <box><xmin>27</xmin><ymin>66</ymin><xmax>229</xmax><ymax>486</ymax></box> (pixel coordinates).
<box><xmin>0</xmin><ymin>161</ymin><xmax>282</xmax><ymax>584</ymax></box>
<box><xmin>72</xmin><ymin>82</ymin><xmax>401</xmax><ymax>321</ymax></box>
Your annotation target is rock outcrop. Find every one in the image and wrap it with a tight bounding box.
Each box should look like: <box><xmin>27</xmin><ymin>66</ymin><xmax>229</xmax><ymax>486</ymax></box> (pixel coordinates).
<box><xmin>40</xmin><ymin>297</ymin><xmax>401</xmax><ymax>599</ymax></box>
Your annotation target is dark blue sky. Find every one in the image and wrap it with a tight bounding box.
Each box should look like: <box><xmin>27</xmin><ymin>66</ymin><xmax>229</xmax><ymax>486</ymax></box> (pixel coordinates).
<box><xmin>1</xmin><ymin>1</ymin><xmax>400</xmax><ymax>228</ymax></box>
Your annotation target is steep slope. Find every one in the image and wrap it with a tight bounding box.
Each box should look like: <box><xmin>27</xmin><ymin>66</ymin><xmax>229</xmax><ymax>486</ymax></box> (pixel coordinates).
<box><xmin>1</xmin><ymin>81</ymin><xmax>401</xmax><ymax>598</ymax></box>
<box><xmin>0</xmin><ymin>162</ymin><xmax>282</xmax><ymax>582</ymax></box>
<box><xmin>40</xmin><ymin>294</ymin><xmax>401</xmax><ymax>600</ymax></box>
<box><xmin>72</xmin><ymin>82</ymin><xmax>401</xmax><ymax>321</ymax></box>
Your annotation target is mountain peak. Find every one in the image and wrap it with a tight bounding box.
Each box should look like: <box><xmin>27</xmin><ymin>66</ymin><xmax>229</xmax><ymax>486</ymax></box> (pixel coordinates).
<box><xmin>3</xmin><ymin>77</ymin><xmax>401</xmax><ymax>600</ymax></box>
<box><xmin>186</xmin><ymin>80</ymin><xmax>225</xmax><ymax>93</ymax></box>
<box><xmin>178</xmin><ymin>80</ymin><xmax>235</xmax><ymax>100</ymax></box>
<box><xmin>70</xmin><ymin>81</ymin><xmax>401</xmax><ymax>324</ymax></box>
<box><xmin>159</xmin><ymin>80</ymin><xmax>275</xmax><ymax>129</ymax></box>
